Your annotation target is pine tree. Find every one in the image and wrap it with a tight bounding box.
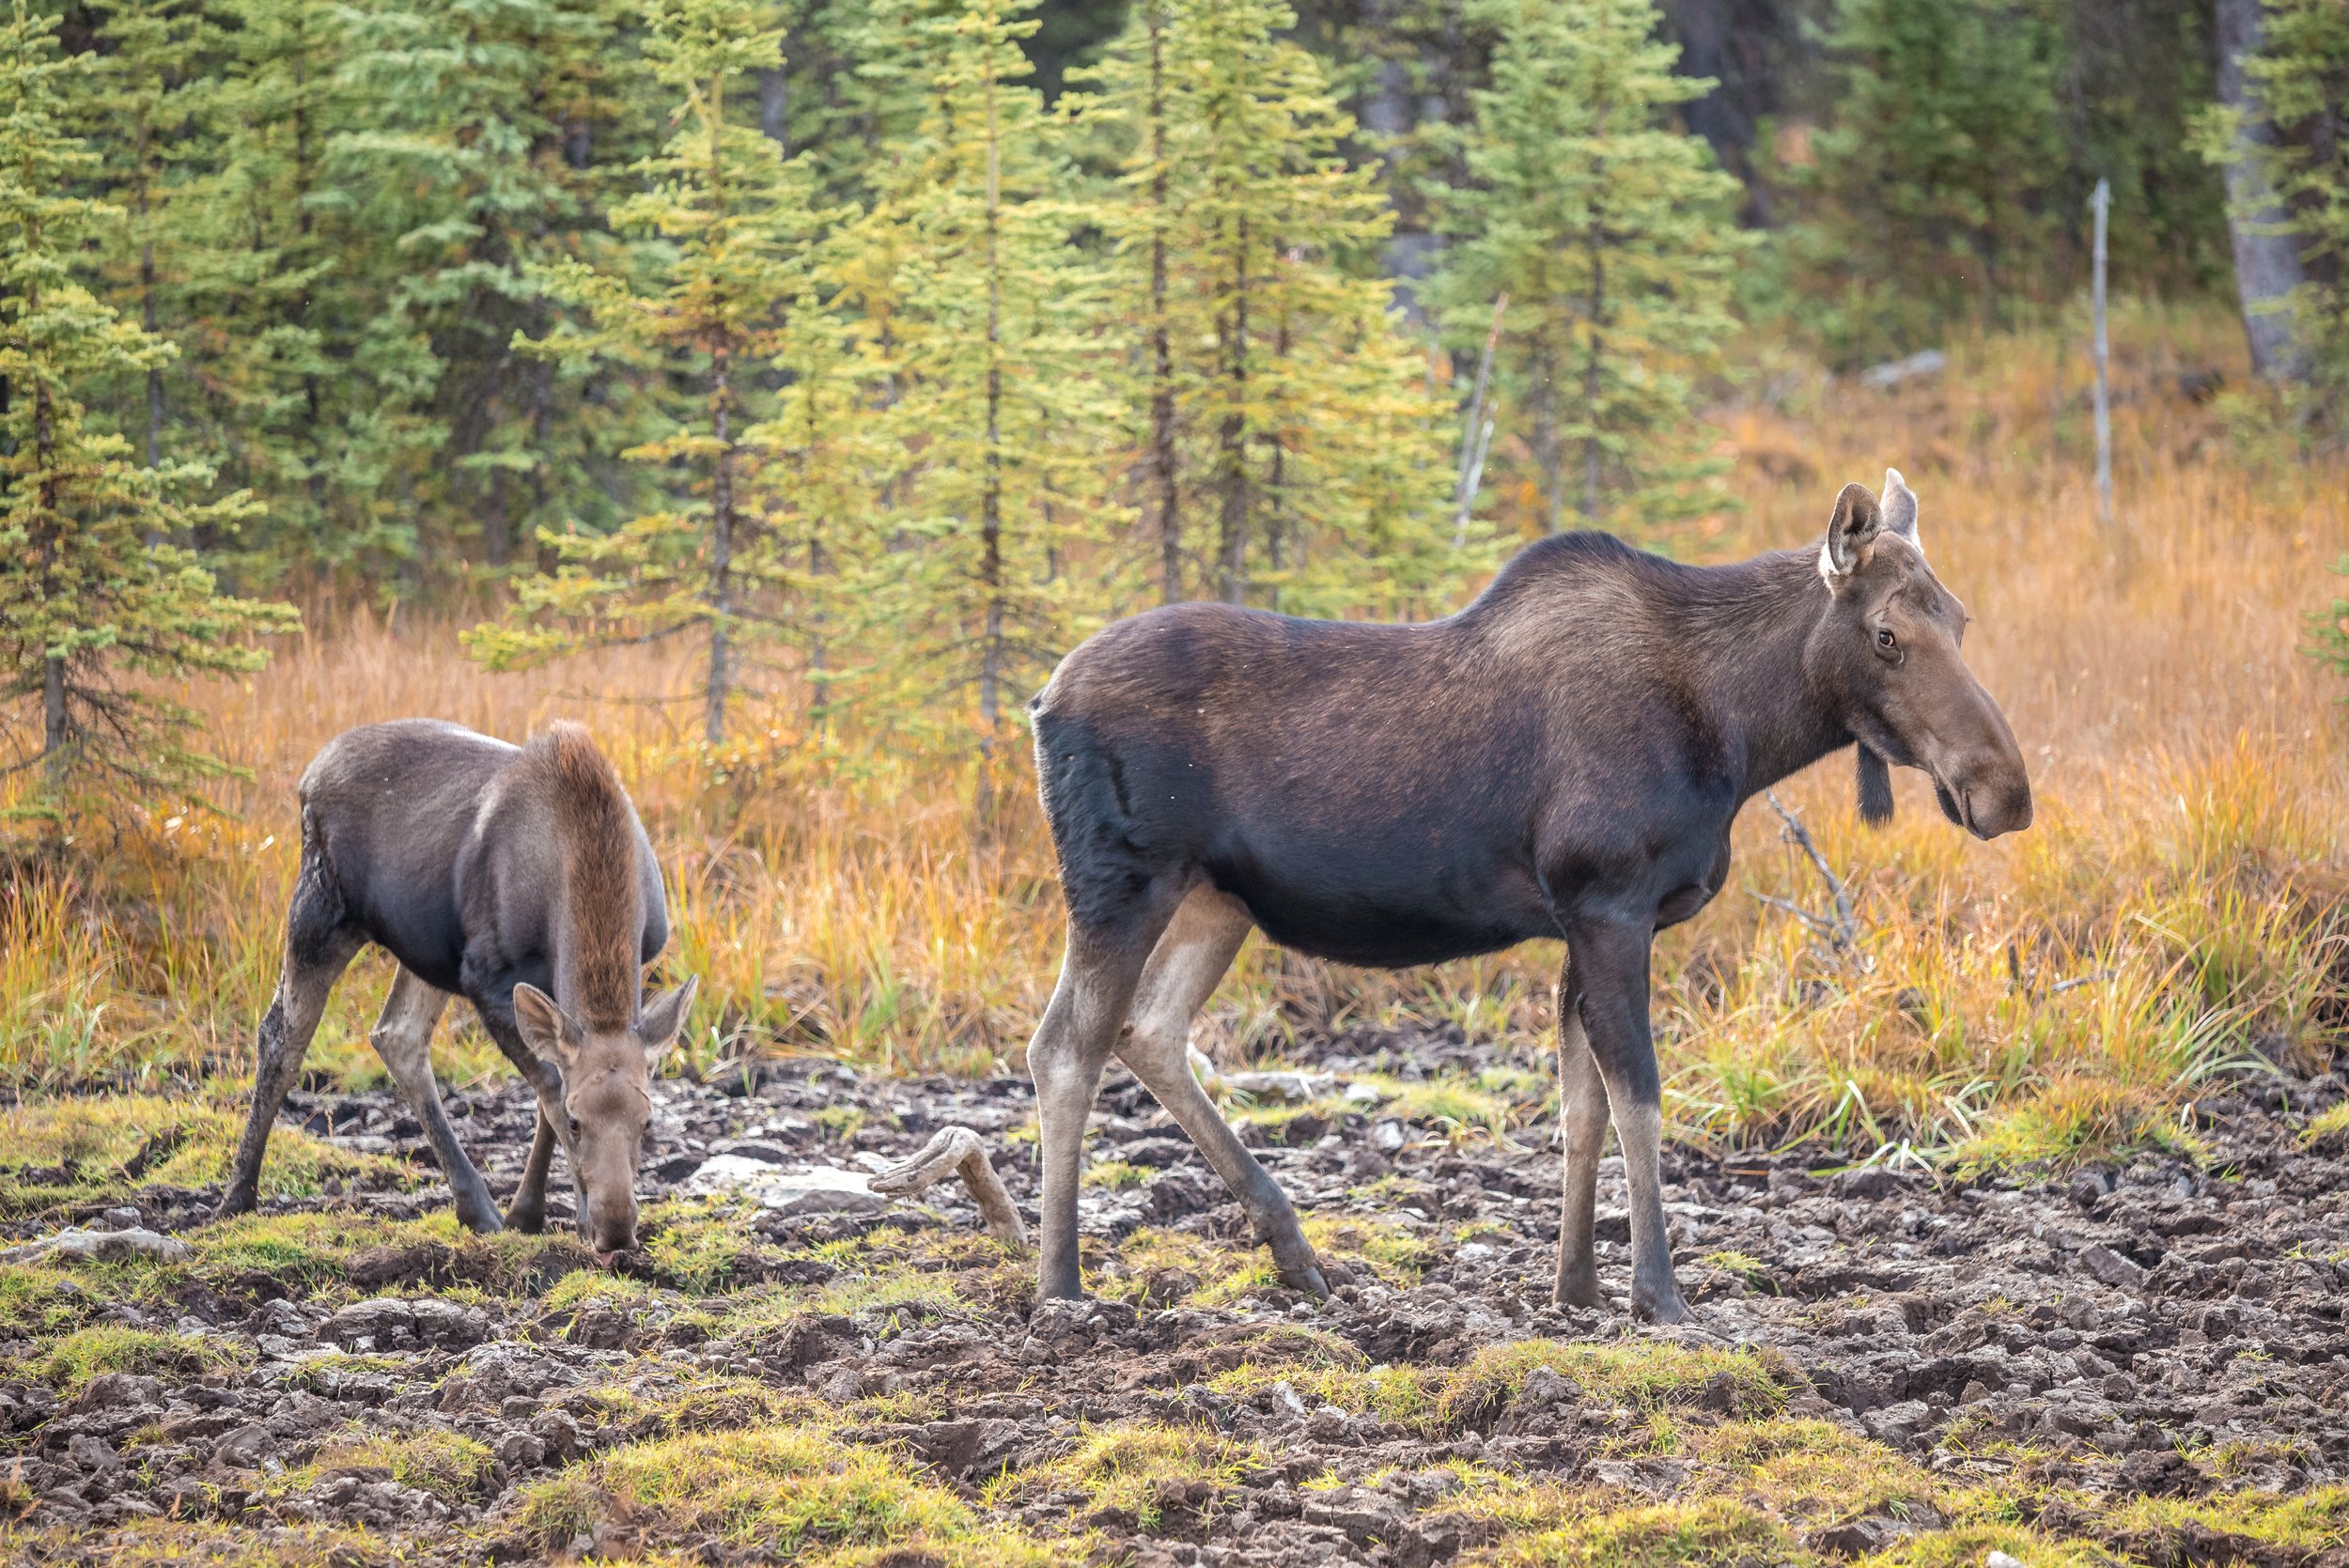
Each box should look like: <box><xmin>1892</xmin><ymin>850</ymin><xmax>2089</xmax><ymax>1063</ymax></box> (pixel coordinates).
<box><xmin>1786</xmin><ymin>0</ymin><xmax>2066</xmax><ymax>360</ymax></box>
<box><xmin>852</xmin><ymin>0</ymin><xmax>1119</xmax><ymax>782</ymax></box>
<box><xmin>466</xmin><ymin>0</ymin><xmax>847</xmax><ymax>747</ymax></box>
<box><xmin>1427</xmin><ymin>0</ymin><xmax>1748</xmax><ymax>536</ymax></box>
<box><xmin>0</xmin><ymin>0</ymin><xmax>292</xmax><ymax>806</ymax></box>
<box><xmin>1080</xmin><ymin>0</ymin><xmax>1457</xmax><ymax>613</ymax></box>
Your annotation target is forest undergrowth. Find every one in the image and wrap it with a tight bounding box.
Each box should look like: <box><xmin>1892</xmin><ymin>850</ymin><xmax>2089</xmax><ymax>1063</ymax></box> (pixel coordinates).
<box><xmin>6</xmin><ymin>300</ymin><xmax>2346</xmax><ymax>1176</ymax></box>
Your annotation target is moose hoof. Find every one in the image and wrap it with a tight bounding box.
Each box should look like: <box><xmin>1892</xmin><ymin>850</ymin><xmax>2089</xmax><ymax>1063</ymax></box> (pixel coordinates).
<box><xmin>504</xmin><ymin>1205</ymin><xmax>545</xmax><ymax>1234</ymax></box>
<box><xmin>1553</xmin><ymin>1275</ymin><xmax>1601</xmax><ymax>1311</ymax></box>
<box><xmin>1633</xmin><ymin>1288</ymin><xmax>1693</xmax><ymax>1327</ymax></box>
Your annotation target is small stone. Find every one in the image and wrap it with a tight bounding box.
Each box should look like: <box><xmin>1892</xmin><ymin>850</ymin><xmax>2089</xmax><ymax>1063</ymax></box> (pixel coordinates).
<box><xmin>1959</xmin><ymin>1379</ymin><xmax>1995</xmax><ymax>1405</ymax></box>
<box><xmin>2077</xmin><ymin>1244</ymin><xmax>2146</xmax><ymax>1290</ymax></box>
<box><xmin>1370</xmin><ymin>1122</ymin><xmax>1408</xmax><ymax>1154</ymax></box>
<box><xmin>1985</xmin><ymin>1552</ymin><xmax>2030</xmax><ymax>1568</ymax></box>
<box><xmin>211</xmin><ymin>1424</ymin><xmax>270</xmax><ymax>1469</ymax></box>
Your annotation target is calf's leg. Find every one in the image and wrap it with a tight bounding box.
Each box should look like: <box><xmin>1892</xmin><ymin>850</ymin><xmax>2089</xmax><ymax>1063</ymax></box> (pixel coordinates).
<box><xmin>1115</xmin><ymin>889</ymin><xmax>1327</xmax><ymax>1297</ymax></box>
<box><xmin>1031</xmin><ymin>892</ymin><xmax>1180</xmax><ymax>1301</ymax></box>
<box><xmin>507</xmin><ymin>1113</ymin><xmax>556</xmax><ymax>1233</ymax></box>
<box><xmin>1567</xmin><ymin>919</ymin><xmax>1689</xmax><ymax>1325</ymax></box>
<box><xmin>219</xmin><ymin>847</ymin><xmax>362</xmax><ymax>1220</ymax></box>
<box><xmin>1552</xmin><ymin>953</ymin><xmax>1610</xmax><ymax>1309</ymax></box>
<box><xmin>368</xmin><ymin>967</ymin><xmax>501</xmax><ymax>1234</ymax></box>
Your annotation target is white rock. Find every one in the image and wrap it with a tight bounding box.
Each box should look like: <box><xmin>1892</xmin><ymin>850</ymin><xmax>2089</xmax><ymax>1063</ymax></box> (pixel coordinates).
<box><xmin>1370</xmin><ymin>1121</ymin><xmax>1408</xmax><ymax>1153</ymax></box>
<box><xmin>1984</xmin><ymin>1553</ymin><xmax>2029</xmax><ymax>1568</ymax></box>
<box><xmin>0</xmin><ymin>1226</ymin><xmax>190</xmax><ymax>1265</ymax></box>
<box><xmin>686</xmin><ymin>1157</ymin><xmax>886</xmax><ymax>1216</ymax></box>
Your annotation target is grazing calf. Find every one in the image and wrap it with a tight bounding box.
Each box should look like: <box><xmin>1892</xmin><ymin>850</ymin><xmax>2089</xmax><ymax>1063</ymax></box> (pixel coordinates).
<box><xmin>217</xmin><ymin>720</ymin><xmax>697</xmax><ymax>1260</ymax></box>
<box><xmin>1023</xmin><ymin>472</ymin><xmax>2030</xmax><ymax>1323</ymax></box>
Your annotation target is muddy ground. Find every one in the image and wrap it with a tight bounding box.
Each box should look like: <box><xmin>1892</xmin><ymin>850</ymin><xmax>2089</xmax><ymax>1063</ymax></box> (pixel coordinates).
<box><xmin>8</xmin><ymin>1026</ymin><xmax>2349</xmax><ymax>1565</ymax></box>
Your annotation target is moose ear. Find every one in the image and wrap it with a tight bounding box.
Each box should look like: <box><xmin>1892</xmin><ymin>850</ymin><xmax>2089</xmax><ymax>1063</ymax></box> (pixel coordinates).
<box><xmin>511</xmin><ymin>983</ymin><xmax>580</xmax><ymax>1071</ymax></box>
<box><xmin>1821</xmin><ymin>482</ymin><xmax>1881</xmax><ymax>582</ymax></box>
<box><xmin>1878</xmin><ymin>467</ymin><xmax>1920</xmax><ymax>546</ymax></box>
<box><xmin>636</xmin><ymin>974</ymin><xmax>700</xmax><ymax>1053</ymax></box>
<box><xmin>1857</xmin><ymin>745</ymin><xmax>1894</xmax><ymax>826</ymax></box>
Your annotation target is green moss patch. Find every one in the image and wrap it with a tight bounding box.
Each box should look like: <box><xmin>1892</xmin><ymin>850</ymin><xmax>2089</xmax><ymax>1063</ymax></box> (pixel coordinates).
<box><xmin>29</xmin><ymin>1324</ymin><xmax>250</xmax><ymax>1390</ymax></box>
<box><xmin>516</xmin><ymin>1423</ymin><xmax>1060</xmax><ymax>1563</ymax></box>
<box><xmin>988</xmin><ymin>1421</ymin><xmax>1276</xmax><ymax>1530</ymax></box>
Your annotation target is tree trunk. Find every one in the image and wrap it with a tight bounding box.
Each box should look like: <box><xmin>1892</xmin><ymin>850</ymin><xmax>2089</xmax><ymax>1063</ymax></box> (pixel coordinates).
<box><xmin>1532</xmin><ymin>338</ymin><xmax>1563</xmax><ymax>536</ymax></box>
<box><xmin>758</xmin><ymin>67</ymin><xmax>788</xmax><ymax>151</ymax></box>
<box><xmin>2214</xmin><ymin>0</ymin><xmax>2309</xmax><ymax>382</ymax></box>
<box><xmin>1579</xmin><ymin>160</ymin><xmax>1610</xmax><ymax>524</ymax></box>
<box><xmin>1217</xmin><ymin>217</ymin><xmax>1250</xmax><ymax>605</ymax></box>
<box><xmin>1147</xmin><ymin>1</ymin><xmax>1181</xmax><ymax>606</ymax></box>
<box><xmin>977</xmin><ymin>29</ymin><xmax>1006</xmax><ymax>822</ymax></box>
<box><xmin>707</xmin><ymin>353</ymin><xmax>734</xmax><ymax>747</ymax></box>
<box><xmin>33</xmin><ymin>331</ymin><xmax>68</xmax><ymax>790</ymax></box>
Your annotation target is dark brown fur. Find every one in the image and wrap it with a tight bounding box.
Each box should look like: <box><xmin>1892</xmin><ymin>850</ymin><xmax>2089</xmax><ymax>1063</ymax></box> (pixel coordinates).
<box><xmin>1019</xmin><ymin>471</ymin><xmax>2031</xmax><ymax>1322</ymax></box>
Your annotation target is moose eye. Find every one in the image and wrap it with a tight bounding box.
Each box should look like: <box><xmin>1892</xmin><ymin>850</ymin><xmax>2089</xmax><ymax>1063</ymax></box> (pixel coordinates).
<box><xmin>568</xmin><ymin>1117</ymin><xmax>583</xmax><ymax>1138</ymax></box>
<box><xmin>1875</xmin><ymin>629</ymin><xmax>1897</xmax><ymax>650</ymax></box>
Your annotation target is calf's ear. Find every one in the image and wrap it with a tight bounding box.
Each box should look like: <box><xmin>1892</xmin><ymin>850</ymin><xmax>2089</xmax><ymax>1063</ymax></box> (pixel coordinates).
<box><xmin>636</xmin><ymin>974</ymin><xmax>700</xmax><ymax>1053</ymax></box>
<box><xmin>1821</xmin><ymin>482</ymin><xmax>1881</xmax><ymax>582</ymax></box>
<box><xmin>512</xmin><ymin>983</ymin><xmax>580</xmax><ymax>1071</ymax></box>
<box><xmin>1857</xmin><ymin>745</ymin><xmax>1895</xmax><ymax>826</ymax></box>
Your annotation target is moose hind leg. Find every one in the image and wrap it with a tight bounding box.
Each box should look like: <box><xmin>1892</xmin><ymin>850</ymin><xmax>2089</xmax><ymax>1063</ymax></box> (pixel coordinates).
<box><xmin>1568</xmin><ymin>920</ymin><xmax>1689</xmax><ymax>1326</ymax></box>
<box><xmin>1117</xmin><ymin>889</ymin><xmax>1326</xmax><ymax>1297</ymax></box>
<box><xmin>369</xmin><ymin>967</ymin><xmax>500</xmax><ymax>1234</ymax></box>
<box><xmin>218</xmin><ymin>851</ymin><xmax>362</xmax><ymax>1220</ymax></box>
<box><xmin>1031</xmin><ymin>890</ymin><xmax>1182</xmax><ymax>1301</ymax></box>
<box><xmin>1553</xmin><ymin>955</ymin><xmax>1609</xmax><ymax>1309</ymax></box>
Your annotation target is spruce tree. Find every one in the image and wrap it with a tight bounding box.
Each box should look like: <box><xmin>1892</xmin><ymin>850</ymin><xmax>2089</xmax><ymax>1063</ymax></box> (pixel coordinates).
<box><xmin>1787</xmin><ymin>0</ymin><xmax>2066</xmax><ymax>360</ymax></box>
<box><xmin>1427</xmin><ymin>0</ymin><xmax>1748</xmax><ymax>536</ymax></box>
<box><xmin>852</xmin><ymin>0</ymin><xmax>1117</xmax><ymax>780</ymax></box>
<box><xmin>328</xmin><ymin>0</ymin><xmax>633</xmax><ymax>568</ymax></box>
<box><xmin>81</xmin><ymin>0</ymin><xmax>219</xmax><ymax>482</ymax></box>
<box><xmin>1081</xmin><ymin>0</ymin><xmax>1457</xmax><ymax>612</ymax></box>
<box><xmin>466</xmin><ymin>0</ymin><xmax>845</xmax><ymax>747</ymax></box>
<box><xmin>0</xmin><ymin>0</ymin><xmax>292</xmax><ymax>805</ymax></box>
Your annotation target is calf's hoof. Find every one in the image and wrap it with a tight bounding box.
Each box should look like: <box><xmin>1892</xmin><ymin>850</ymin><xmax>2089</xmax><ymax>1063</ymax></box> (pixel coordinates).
<box><xmin>459</xmin><ymin>1205</ymin><xmax>506</xmax><ymax>1236</ymax></box>
<box><xmin>210</xmin><ymin>1191</ymin><xmax>257</xmax><ymax>1225</ymax></box>
<box><xmin>505</xmin><ymin>1203</ymin><xmax>545</xmax><ymax>1234</ymax></box>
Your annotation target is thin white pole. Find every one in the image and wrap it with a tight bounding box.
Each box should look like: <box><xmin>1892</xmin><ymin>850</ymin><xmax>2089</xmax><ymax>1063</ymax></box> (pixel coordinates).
<box><xmin>2092</xmin><ymin>178</ymin><xmax>2112</xmax><ymax>528</ymax></box>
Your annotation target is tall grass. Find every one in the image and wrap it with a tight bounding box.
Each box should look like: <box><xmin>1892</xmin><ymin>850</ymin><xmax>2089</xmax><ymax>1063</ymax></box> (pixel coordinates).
<box><xmin>5</xmin><ymin>300</ymin><xmax>2344</xmax><ymax>1167</ymax></box>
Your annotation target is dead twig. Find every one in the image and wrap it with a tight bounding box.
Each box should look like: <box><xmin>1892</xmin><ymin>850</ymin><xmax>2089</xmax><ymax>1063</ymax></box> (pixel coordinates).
<box><xmin>1753</xmin><ymin>791</ymin><xmax>1863</xmax><ymax>973</ymax></box>
<box><xmin>868</xmin><ymin>1126</ymin><xmax>1029</xmax><ymax>1249</ymax></box>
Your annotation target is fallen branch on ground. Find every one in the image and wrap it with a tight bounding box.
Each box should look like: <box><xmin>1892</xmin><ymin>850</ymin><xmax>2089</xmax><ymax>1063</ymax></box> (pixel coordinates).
<box><xmin>868</xmin><ymin>1126</ymin><xmax>1029</xmax><ymax>1248</ymax></box>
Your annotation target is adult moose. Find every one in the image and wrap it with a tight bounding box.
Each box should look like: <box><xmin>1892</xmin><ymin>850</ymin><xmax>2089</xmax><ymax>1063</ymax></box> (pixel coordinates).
<box><xmin>1023</xmin><ymin>471</ymin><xmax>2030</xmax><ymax>1323</ymax></box>
<box><xmin>218</xmin><ymin>720</ymin><xmax>697</xmax><ymax>1263</ymax></box>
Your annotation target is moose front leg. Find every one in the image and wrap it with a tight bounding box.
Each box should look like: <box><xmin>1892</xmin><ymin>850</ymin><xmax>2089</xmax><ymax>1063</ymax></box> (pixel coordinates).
<box><xmin>1566</xmin><ymin>919</ymin><xmax>1689</xmax><ymax>1326</ymax></box>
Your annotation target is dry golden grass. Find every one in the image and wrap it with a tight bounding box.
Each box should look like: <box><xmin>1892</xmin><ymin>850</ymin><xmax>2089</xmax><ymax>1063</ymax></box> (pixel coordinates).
<box><xmin>4</xmin><ymin>298</ymin><xmax>2343</xmax><ymax>1168</ymax></box>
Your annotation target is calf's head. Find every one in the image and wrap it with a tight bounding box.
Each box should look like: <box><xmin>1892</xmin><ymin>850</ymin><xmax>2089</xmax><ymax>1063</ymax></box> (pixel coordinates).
<box><xmin>1809</xmin><ymin>470</ymin><xmax>2032</xmax><ymax>839</ymax></box>
<box><xmin>512</xmin><ymin>976</ymin><xmax>699</xmax><ymax>1260</ymax></box>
